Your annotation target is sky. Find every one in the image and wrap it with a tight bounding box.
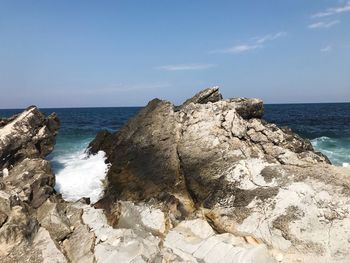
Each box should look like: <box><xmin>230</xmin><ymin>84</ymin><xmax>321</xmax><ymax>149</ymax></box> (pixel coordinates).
<box><xmin>0</xmin><ymin>0</ymin><xmax>349</xmax><ymax>108</ymax></box>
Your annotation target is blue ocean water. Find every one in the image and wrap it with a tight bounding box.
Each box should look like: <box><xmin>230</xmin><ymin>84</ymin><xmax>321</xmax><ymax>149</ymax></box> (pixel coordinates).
<box><xmin>0</xmin><ymin>107</ymin><xmax>140</xmax><ymax>166</ymax></box>
<box><xmin>264</xmin><ymin>103</ymin><xmax>350</xmax><ymax>166</ymax></box>
<box><xmin>1</xmin><ymin>104</ymin><xmax>349</xmax><ymax>166</ymax></box>
<box><xmin>1</xmin><ymin>103</ymin><xmax>349</xmax><ymax>200</ymax></box>
<box><xmin>0</xmin><ymin>107</ymin><xmax>141</xmax><ymax>202</ymax></box>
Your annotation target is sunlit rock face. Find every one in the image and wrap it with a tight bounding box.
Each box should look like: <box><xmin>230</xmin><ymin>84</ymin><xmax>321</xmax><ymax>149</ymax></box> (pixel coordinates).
<box><xmin>90</xmin><ymin>87</ymin><xmax>350</xmax><ymax>262</ymax></box>
<box><xmin>0</xmin><ymin>106</ymin><xmax>60</xmax><ymax>169</ymax></box>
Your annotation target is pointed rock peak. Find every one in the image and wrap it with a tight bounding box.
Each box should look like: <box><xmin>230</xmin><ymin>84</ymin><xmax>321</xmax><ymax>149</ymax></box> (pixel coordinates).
<box><xmin>229</xmin><ymin>97</ymin><xmax>264</xmax><ymax>119</ymax></box>
<box><xmin>177</xmin><ymin>86</ymin><xmax>223</xmax><ymax>110</ymax></box>
<box><xmin>26</xmin><ymin>105</ymin><xmax>38</xmax><ymax>111</ymax></box>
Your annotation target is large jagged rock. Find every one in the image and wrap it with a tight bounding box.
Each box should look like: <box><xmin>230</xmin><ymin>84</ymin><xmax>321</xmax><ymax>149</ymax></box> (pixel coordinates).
<box><xmin>229</xmin><ymin>98</ymin><xmax>264</xmax><ymax>119</ymax></box>
<box><xmin>3</xmin><ymin>158</ymin><xmax>56</xmax><ymax>209</ymax></box>
<box><xmin>90</xmin><ymin>87</ymin><xmax>350</xmax><ymax>262</ymax></box>
<box><xmin>0</xmin><ymin>107</ymin><xmax>63</xmax><ymax>261</ymax></box>
<box><xmin>0</xmin><ymin>106</ymin><xmax>59</xmax><ymax>213</ymax></box>
<box><xmin>0</xmin><ymin>106</ymin><xmax>60</xmax><ymax>169</ymax></box>
<box><xmin>176</xmin><ymin>86</ymin><xmax>223</xmax><ymax>110</ymax></box>
<box><xmin>90</xmin><ymin>98</ymin><xmax>196</xmax><ymax>215</ymax></box>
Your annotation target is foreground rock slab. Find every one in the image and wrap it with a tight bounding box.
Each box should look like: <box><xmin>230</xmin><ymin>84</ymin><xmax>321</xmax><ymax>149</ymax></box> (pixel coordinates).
<box><xmin>163</xmin><ymin>218</ymin><xmax>278</xmax><ymax>263</ymax></box>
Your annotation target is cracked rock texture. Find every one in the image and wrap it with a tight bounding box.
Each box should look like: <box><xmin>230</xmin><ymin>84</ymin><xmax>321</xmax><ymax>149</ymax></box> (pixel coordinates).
<box><xmin>0</xmin><ymin>106</ymin><xmax>61</xmax><ymax>261</ymax></box>
<box><xmin>0</xmin><ymin>106</ymin><xmax>59</xmax><ymax>169</ymax></box>
<box><xmin>90</xmin><ymin>87</ymin><xmax>350</xmax><ymax>262</ymax></box>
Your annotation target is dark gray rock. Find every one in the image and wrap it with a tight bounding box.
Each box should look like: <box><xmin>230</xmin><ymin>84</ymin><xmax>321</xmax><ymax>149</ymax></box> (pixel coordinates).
<box><xmin>229</xmin><ymin>97</ymin><xmax>264</xmax><ymax>119</ymax></box>
<box><xmin>90</xmin><ymin>98</ymin><xmax>194</xmax><ymax>215</ymax></box>
<box><xmin>176</xmin><ymin>86</ymin><xmax>223</xmax><ymax>110</ymax></box>
<box><xmin>87</xmin><ymin>129</ymin><xmax>112</xmax><ymax>156</ymax></box>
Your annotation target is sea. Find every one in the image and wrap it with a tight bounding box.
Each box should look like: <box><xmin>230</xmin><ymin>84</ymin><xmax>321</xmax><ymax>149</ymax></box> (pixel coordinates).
<box><xmin>1</xmin><ymin>103</ymin><xmax>349</xmax><ymax>202</ymax></box>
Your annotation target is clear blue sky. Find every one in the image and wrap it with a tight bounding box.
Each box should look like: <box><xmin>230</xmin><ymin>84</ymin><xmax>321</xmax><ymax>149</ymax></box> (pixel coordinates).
<box><xmin>0</xmin><ymin>0</ymin><xmax>349</xmax><ymax>108</ymax></box>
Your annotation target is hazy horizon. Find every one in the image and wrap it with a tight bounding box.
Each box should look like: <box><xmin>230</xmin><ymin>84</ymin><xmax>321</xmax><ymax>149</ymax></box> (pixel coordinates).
<box><xmin>2</xmin><ymin>100</ymin><xmax>350</xmax><ymax>110</ymax></box>
<box><xmin>0</xmin><ymin>0</ymin><xmax>349</xmax><ymax>108</ymax></box>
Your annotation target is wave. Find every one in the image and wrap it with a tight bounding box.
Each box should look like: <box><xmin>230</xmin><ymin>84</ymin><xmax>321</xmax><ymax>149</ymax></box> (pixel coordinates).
<box><xmin>311</xmin><ymin>136</ymin><xmax>350</xmax><ymax>166</ymax></box>
<box><xmin>51</xmin><ymin>146</ymin><xmax>110</xmax><ymax>204</ymax></box>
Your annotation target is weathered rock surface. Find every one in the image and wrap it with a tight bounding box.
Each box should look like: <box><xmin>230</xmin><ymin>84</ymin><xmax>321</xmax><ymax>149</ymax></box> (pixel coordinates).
<box><xmin>0</xmin><ymin>108</ymin><xmax>98</xmax><ymax>262</ymax></box>
<box><xmin>0</xmin><ymin>107</ymin><xmax>62</xmax><ymax>261</ymax></box>
<box><xmin>162</xmin><ymin>218</ymin><xmax>277</xmax><ymax>263</ymax></box>
<box><xmin>176</xmin><ymin>86</ymin><xmax>223</xmax><ymax>110</ymax></box>
<box><xmin>90</xmin><ymin>87</ymin><xmax>350</xmax><ymax>262</ymax></box>
<box><xmin>0</xmin><ymin>106</ymin><xmax>59</xmax><ymax>169</ymax></box>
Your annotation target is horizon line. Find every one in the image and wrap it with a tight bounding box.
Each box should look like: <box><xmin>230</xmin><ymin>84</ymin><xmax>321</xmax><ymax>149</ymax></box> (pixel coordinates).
<box><xmin>1</xmin><ymin>101</ymin><xmax>350</xmax><ymax>110</ymax></box>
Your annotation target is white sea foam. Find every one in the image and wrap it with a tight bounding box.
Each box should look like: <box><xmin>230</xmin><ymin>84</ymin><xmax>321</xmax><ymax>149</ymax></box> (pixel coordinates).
<box><xmin>53</xmin><ymin>149</ymin><xmax>109</xmax><ymax>203</ymax></box>
<box><xmin>311</xmin><ymin>136</ymin><xmax>332</xmax><ymax>146</ymax></box>
<box><xmin>343</xmin><ymin>163</ymin><xmax>349</xmax><ymax>167</ymax></box>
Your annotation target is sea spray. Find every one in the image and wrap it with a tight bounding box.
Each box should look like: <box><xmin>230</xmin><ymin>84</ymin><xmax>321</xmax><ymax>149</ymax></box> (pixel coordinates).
<box><xmin>52</xmin><ymin>149</ymin><xmax>110</xmax><ymax>203</ymax></box>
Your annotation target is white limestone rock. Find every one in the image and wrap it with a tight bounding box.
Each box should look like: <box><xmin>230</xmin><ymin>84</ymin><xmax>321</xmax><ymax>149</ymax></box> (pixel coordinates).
<box><xmin>164</xmin><ymin>219</ymin><xmax>277</xmax><ymax>263</ymax></box>
<box><xmin>33</xmin><ymin>227</ymin><xmax>68</xmax><ymax>263</ymax></box>
<box><xmin>81</xmin><ymin>204</ymin><xmax>161</xmax><ymax>263</ymax></box>
<box><xmin>117</xmin><ymin>201</ymin><xmax>167</xmax><ymax>235</ymax></box>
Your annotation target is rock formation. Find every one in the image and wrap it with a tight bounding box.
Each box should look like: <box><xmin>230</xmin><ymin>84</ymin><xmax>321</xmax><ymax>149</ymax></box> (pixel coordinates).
<box><xmin>1</xmin><ymin>88</ymin><xmax>350</xmax><ymax>263</ymax></box>
<box><xmin>90</xmin><ymin>87</ymin><xmax>350</xmax><ymax>262</ymax></box>
<box><xmin>0</xmin><ymin>106</ymin><xmax>59</xmax><ymax>169</ymax></box>
<box><xmin>0</xmin><ymin>106</ymin><xmax>61</xmax><ymax>260</ymax></box>
<box><xmin>1</xmin><ymin>104</ymin><xmax>275</xmax><ymax>263</ymax></box>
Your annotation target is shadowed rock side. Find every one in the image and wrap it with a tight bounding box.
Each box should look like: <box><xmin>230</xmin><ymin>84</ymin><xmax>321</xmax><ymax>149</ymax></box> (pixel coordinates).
<box><xmin>90</xmin><ymin>87</ymin><xmax>350</xmax><ymax>262</ymax></box>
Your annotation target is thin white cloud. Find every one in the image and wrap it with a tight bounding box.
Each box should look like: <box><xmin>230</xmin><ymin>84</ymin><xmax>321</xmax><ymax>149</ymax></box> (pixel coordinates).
<box><xmin>212</xmin><ymin>31</ymin><xmax>286</xmax><ymax>55</ymax></box>
<box><xmin>213</xmin><ymin>44</ymin><xmax>261</xmax><ymax>54</ymax></box>
<box><xmin>158</xmin><ymin>63</ymin><xmax>216</xmax><ymax>71</ymax></box>
<box><xmin>254</xmin><ymin>32</ymin><xmax>287</xmax><ymax>44</ymax></box>
<box><xmin>312</xmin><ymin>1</ymin><xmax>350</xmax><ymax>18</ymax></box>
<box><xmin>308</xmin><ymin>20</ymin><xmax>340</xmax><ymax>29</ymax></box>
<box><xmin>320</xmin><ymin>45</ymin><xmax>332</xmax><ymax>52</ymax></box>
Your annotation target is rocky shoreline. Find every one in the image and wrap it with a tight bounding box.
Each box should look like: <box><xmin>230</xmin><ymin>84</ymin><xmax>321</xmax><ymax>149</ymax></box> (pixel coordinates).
<box><xmin>1</xmin><ymin>88</ymin><xmax>350</xmax><ymax>262</ymax></box>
